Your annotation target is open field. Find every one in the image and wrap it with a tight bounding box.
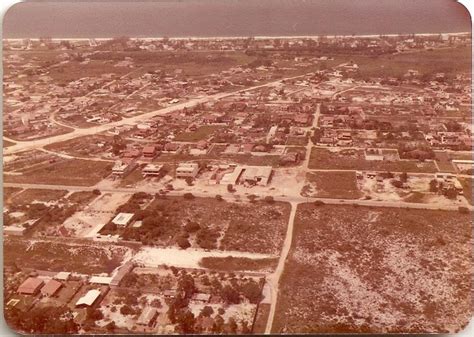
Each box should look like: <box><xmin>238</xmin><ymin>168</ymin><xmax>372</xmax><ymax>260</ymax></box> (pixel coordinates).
<box><xmin>302</xmin><ymin>171</ymin><xmax>362</xmax><ymax>199</ymax></box>
<box><xmin>104</xmin><ymin>197</ymin><xmax>290</xmax><ymax>255</ymax></box>
<box><xmin>273</xmin><ymin>203</ymin><xmax>472</xmax><ymax>334</ymax></box>
<box><xmin>4</xmin><ymin>159</ymin><xmax>112</xmax><ymax>186</ymax></box>
<box><xmin>199</xmin><ymin>256</ymin><xmax>278</xmax><ymax>273</ymax></box>
<box><xmin>3</xmin><ymin>238</ymin><xmax>133</xmax><ymax>274</ymax></box>
<box><xmin>309</xmin><ymin>148</ymin><xmax>437</xmax><ymax>173</ymax></box>
<box><xmin>351</xmin><ymin>47</ymin><xmax>471</xmax><ymax>79</ymax></box>
<box><xmin>10</xmin><ymin>189</ymin><xmax>68</xmax><ymax>205</ymax></box>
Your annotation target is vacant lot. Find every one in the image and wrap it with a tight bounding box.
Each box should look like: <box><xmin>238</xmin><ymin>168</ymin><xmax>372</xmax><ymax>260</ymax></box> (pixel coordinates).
<box><xmin>309</xmin><ymin>148</ymin><xmax>437</xmax><ymax>173</ymax></box>
<box><xmin>174</xmin><ymin>125</ymin><xmax>223</xmax><ymax>142</ymax></box>
<box><xmin>273</xmin><ymin>204</ymin><xmax>472</xmax><ymax>333</ymax></box>
<box><xmin>11</xmin><ymin>189</ymin><xmax>68</xmax><ymax>205</ymax></box>
<box><xmin>3</xmin><ymin>238</ymin><xmax>132</xmax><ymax>274</ymax></box>
<box><xmin>4</xmin><ymin>159</ymin><xmax>112</xmax><ymax>186</ymax></box>
<box><xmin>106</xmin><ymin>197</ymin><xmax>290</xmax><ymax>255</ymax></box>
<box><xmin>302</xmin><ymin>171</ymin><xmax>362</xmax><ymax>199</ymax></box>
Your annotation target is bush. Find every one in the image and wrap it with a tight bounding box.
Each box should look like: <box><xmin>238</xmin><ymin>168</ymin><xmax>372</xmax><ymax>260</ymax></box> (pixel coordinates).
<box><xmin>120</xmin><ymin>305</ymin><xmax>135</xmax><ymax>315</ymax></box>
<box><xmin>314</xmin><ymin>200</ymin><xmax>325</xmax><ymax>206</ymax></box>
<box><xmin>458</xmin><ymin>206</ymin><xmax>470</xmax><ymax>214</ymax></box>
<box><xmin>215</xmin><ymin>194</ymin><xmax>223</xmax><ymax>201</ymax></box>
<box><xmin>183</xmin><ymin>193</ymin><xmax>194</xmax><ymax>200</ymax></box>
<box><xmin>391</xmin><ymin>179</ymin><xmax>403</xmax><ymax>188</ymax></box>
<box><xmin>227</xmin><ymin>184</ymin><xmax>235</xmax><ymax>193</ymax></box>
<box><xmin>264</xmin><ymin>196</ymin><xmax>274</xmax><ymax>204</ymax></box>
<box><xmin>92</xmin><ymin>189</ymin><xmax>101</xmax><ymax>196</ymax></box>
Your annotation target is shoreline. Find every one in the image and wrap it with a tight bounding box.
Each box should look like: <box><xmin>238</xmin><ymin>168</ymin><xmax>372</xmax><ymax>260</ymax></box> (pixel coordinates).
<box><xmin>3</xmin><ymin>31</ymin><xmax>471</xmax><ymax>42</ymax></box>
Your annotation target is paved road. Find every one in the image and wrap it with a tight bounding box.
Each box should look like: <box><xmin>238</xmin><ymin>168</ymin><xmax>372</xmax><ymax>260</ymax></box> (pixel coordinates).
<box><xmin>4</xmin><ymin>73</ymin><xmax>309</xmax><ymax>155</ymax></box>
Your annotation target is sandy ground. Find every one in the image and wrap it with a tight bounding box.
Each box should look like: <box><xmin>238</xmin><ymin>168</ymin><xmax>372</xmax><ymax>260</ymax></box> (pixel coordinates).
<box><xmin>132</xmin><ymin>247</ymin><xmax>274</xmax><ymax>269</ymax></box>
<box><xmin>63</xmin><ymin>192</ymin><xmax>131</xmax><ymax>237</ymax></box>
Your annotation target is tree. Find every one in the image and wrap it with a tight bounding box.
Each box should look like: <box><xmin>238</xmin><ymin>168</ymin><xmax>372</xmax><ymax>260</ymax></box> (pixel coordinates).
<box><xmin>185</xmin><ymin>220</ymin><xmax>200</xmax><ymax>233</ymax></box>
<box><xmin>227</xmin><ymin>184</ymin><xmax>235</xmax><ymax>193</ymax></box>
<box><xmin>185</xmin><ymin>177</ymin><xmax>194</xmax><ymax>186</ymax></box>
<box><xmin>221</xmin><ymin>285</ymin><xmax>240</xmax><ymax>304</ymax></box>
<box><xmin>242</xmin><ymin>280</ymin><xmax>263</xmax><ymax>304</ymax></box>
<box><xmin>215</xmin><ymin>194</ymin><xmax>223</xmax><ymax>201</ymax></box>
<box><xmin>178</xmin><ymin>273</ymin><xmax>196</xmax><ymax>299</ymax></box>
<box><xmin>177</xmin><ymin>236</ymin><xmax>191</xmax><ymax>249</ymax></box>
<box><xmin>200</xmin><ymin>306</ymin><xmax>214</xmax><ymax>317</ymax></box>
<box><xmin>175</xmin><ymin>310</ymin><xmax>196</xmax><ymax>333</ymax></box>
<box><xmin>391</xmin><ymin>179</ymin><xmax>403</xmax><ymax>188</ymax></box>
<box><xmin>120</xmin><ymin>305</ymin><xmax>134</xmax><ymax>315</ymax></box>
<box><xmin>92</xmin><ymin>189</ymin><xmax>101</xmax><ymax>195</ymax></box>
<box><xmin>105</xmin><ymin>321</ymin><xmax>116</xmax><ymax>332</ymax></box>
<box><xmin>228</xmin><ymin>317</ymin><xmax>238</xmax><ymax>333</ymax></box>
<box><xmin>400</xmin><ymin>172</ymin><xmax>408</xmax><ymax>183</ymax></box>
<box><xmin>429</xmin><ymin>179</ymin><xmax>439</xmax><ymax>193</ymax></box>
<box><xmin>86</xmin><ymin>307</ymin><xmax>104</xmax><ymax>321</ymax></box>
<box><xmin>444</xmin><ymin>188</ymin><xmax>458</xmax><ymax>200</ymax></box>
<box><xmin>212</xmin><ymin>315</ymin><xmax>225</xmax><ymax>333</ymax></box>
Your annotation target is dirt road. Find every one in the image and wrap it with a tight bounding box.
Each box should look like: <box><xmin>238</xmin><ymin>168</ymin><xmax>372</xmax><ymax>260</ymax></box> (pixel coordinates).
<box><xmin>265</xmin><ymin>201</ymin><xmax>298</xmax><ymax>334</ymax></box>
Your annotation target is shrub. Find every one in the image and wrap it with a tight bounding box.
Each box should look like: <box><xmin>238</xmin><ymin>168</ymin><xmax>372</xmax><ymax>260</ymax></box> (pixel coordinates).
<box><xmin>215</xmin><ymin>194</ymin><xmax>223</xmax><ymax>201</ymax></box>
<box><xmin>92</xmin><ymin>189</ymin><xmax>101</xmax><ymax>196</ymax></box>
<box><xmin>264</xmin><ymin>196</ymin><xmax>274</xmax><ymax>204</ymax></box>
<box><xmin>227</xmin><ymin>184</ymin><xmax>235</xmax><ymax>193</ymax></box>
<box><xmin>458</xmin><ymin>206</ymin><xmax>470</xmax><ymax>214</ymax></box>
<box><xmin>177</xmin><ymin>237</ymin><xmax>191</xmax><ymax>249</ymax></box>
<box><xmin>183</xmin><ymin>193</ymin><xmax>194</xmax><ymax>200</ymax></box>
<box><xmin>314</xmin><ymin>200</ymin><xmax>325</xmax><ymax>206</ymax></box>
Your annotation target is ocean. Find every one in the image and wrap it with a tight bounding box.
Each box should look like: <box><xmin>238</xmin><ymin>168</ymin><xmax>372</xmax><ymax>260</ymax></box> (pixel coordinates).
<box><xmin>3</xmin><ymin>0</ymin><xmax>471</xmax><ymax>39</ymax></box>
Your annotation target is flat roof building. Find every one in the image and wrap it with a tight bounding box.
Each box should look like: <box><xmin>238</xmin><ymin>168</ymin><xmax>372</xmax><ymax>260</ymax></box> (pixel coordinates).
<box><xmin>176</xmin><ymin>162</ymin><xmax>199</xmax><ymax>179</ymax></box>
<box><xmin>137</xmin><ymin>307</ymin><xmax>158</xmax><ymax>327</ymax></box>
<box><xmin>142</xmin><ymin>163</ymin><xmax>163</xmax><ymax>177</ymax></box>
<box><xmin>241</xmin><ymin>166</ymin><xmax>273</xmax><ymax>186</ymax></box>
<box><xmin>112</xmin><ymin>213</ymin><xmax>134</xmax><ymax>227</ymax></box>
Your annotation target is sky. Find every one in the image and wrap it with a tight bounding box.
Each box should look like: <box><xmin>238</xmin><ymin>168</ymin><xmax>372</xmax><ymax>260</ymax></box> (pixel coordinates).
<box><xmin>2</xmin><ymin>0</ymin><xmax>472</xmax><ymax>38</ymax></box>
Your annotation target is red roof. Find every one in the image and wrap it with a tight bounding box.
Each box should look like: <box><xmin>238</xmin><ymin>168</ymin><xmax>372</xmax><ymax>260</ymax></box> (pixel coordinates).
<box><xmin>17</xmin><ymin>277</ymin><xmax>44</xmax><ymax>295</ymax></box>
<box><xmin>41</xmin><ymin>279</ymin><xmax>63</xmax><ymax>297</ymax></box>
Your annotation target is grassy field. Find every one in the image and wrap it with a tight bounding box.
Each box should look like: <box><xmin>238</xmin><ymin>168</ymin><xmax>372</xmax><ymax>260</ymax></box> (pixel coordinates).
<box><xmin>4</xmin><ymin>159</ymin><xmax>112</xmax><ymax>186</ymax></box>
<box><xmin>273</xmin><ymin>204</ymin><xmax>472</xmax><ymax>333</ymax></box>
<box><xmin>302</xmin><ymin>171</ymin><xmax>362</xmax><ymax>199</ymax></box>
<box><xmin>174</xmin><ymin>125</ymin><xmax>223</xmax><ymax>142</ymax></box>
<box><xmin>199</xmin><ymin>256</ymin><xmax>278</xmax><ymax>272</ymax></box>
<box><xmin>3</xmin><ymin>238</ymin><xmax>132</xmax><ymax>274</ymax></box>
<box><xmin>309</xmin><ymin>147</ymin><xmax>437</xmax><ymax>173</ymax></box>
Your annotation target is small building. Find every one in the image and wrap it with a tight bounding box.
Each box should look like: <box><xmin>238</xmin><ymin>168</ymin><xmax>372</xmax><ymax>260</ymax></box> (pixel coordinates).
<box><xmin>17</xmin><ymin>277</ymin><xmax>44</xmax><ymax>295</ymax></box>
<box><xmin>110</xmin><ymin>261</ymin><xmax>134</xmax><ymax>287</ymax></box>
<box><xmin>142</xmin><ymin>163</ymin><xmax>163</xmax><ymax>177</ymax></box>
<box><xmin>89</xmin><ymin>276</ymin><xmax>113</xmax><ymax>285</ymax></box>
<box><xmin>54</xmin><ymin>272</ymin><xmax>71</xmax><ymax>281</ymax></box>
<box><xmin>192</xmin><ymin>293</ymin><xmax>211</xmax><ymax>303</ymax></box>
<box><xmin>112</xmin><ymin>160</ymin><xmax>137</xmax><ymax>178</ymax></box>
<box><xmin>41</xmin><ymin>279</ymin><xmax>63</xmax><ymax>297</ymax></box>
<box><xmin>176</xmin><ymin>162</ymin><xmax>199</xmax><ymax>179</ymax></box>
<box><xmin>142</xmin><ymin>146</ymin><xmax>157</xmax><ymax>159</ymax></box>
<box><xmin>137</xmin><ymin>307</ymin><xmax>158</xmax><ymax>327</ymax></box>
<box><xmin>76</xmin><ymin>289</ymin><xmax>101</xmax><ymax>307</ymax></box>
<box><xmin>112</xmin><ymin>213</ymin><xmax>134</xmax><ymax>227</ymax></box>
<box><xmin>3</xmin><ymin>226</ymin><xmax>25</xmax><ymax>236</ymax></box>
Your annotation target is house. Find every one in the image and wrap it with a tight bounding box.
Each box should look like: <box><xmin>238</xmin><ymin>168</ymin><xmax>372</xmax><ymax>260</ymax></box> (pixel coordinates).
<box><xmin>142</xmin><ymin>146</ymin><xmax>157</xmax><ymax>159</ymax></box>
<box><xmin>41</xmin><ymin>279</ymin><xmax>63</xmax><ymax>297</ymax></box>
<box><xmin>17</xmin><ymin>277</ymin><xmax>44</xmax><ymax>295</ymax></box>
<box><xmin>89</xmin><ymin>276</ymin><xmax>113</xmax><ymax>285</ymax></box>
<box><xmin>176</xmin><ymin>162</ymin><xmax>199</xmax><ymax>178</ymax></box>
<box><xmin>76</xmin><ymin>289</ymin><xmax>101</xmax><ymax>307</ymax></box>
<box><xmin>196</xmin><ymin>140</ymin><xmax>208</xmax><ymax>150</ymax></box>
<box><xmin>112</xmin><ymin>160</ymin><xmax>137</xmax><ymax>177</ymax></box>
<box><xmin>112</xmin><ymin>213</ymin><xmax>134</xmax><ymax>227</ymax></box>
<box><xmin>142</xmin><ymin>164</ymin><xmax>163</xmax><ymax>177</ymax></box>
<box><xmin>54</xmin><ymin>272</ymin><xmax>71</xmax><ymax>281</ymax></box>
<box><xmin>192</xmin><ymin>293</ymin><xmax>211</xmax><ymax>303</ymax></box>
<box><xmin>280</xmin><ymin>152</ymin><xmax>299</xmax><ymax>165</ymax></box>
<box><xmin>164</xmin><ymin>142</ymin><xmax>181</xmax><ymax>152</ymax></box>
<box><xmin>3</xmin><ymin>226</ymin><xmax>25</xmax><ymax>236</ymax></box>
<box><xmin>137</xmin><ymin>307</ymin><xmax>158</xmax><ymax>327</ymax></box>
<box><xmin>110</xmin><ymin>261</ymin><xmax>134</xmax><ymax>287</ymax></box>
